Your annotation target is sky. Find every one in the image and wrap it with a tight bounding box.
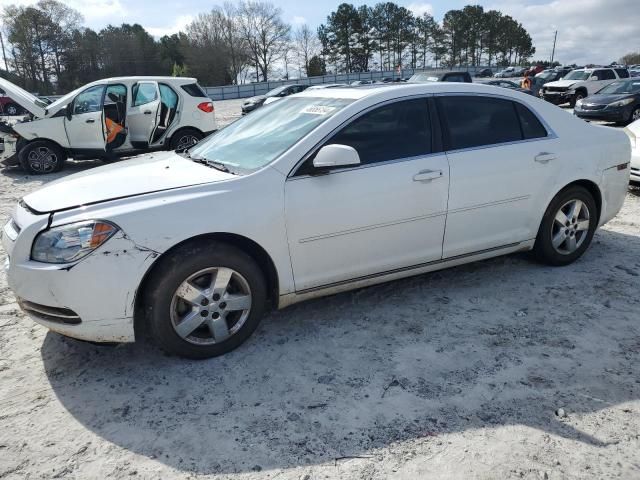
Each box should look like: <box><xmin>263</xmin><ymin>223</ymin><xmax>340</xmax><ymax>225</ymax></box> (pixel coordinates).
<box><xmin>3</xmin><ymin>0</ymin><xmax>639</xmax><ymax>66</ymax></box>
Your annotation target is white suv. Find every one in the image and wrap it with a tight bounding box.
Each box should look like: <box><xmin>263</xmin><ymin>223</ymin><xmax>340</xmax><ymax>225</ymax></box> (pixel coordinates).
<box><xmin>0</xmin><ymin>76</ymin><xmax>217</xmax><ymax>174</ymax></box>
<box><xmin>541</xmin><ymin>67</ymin><xmax>629</xmax><ymax>107</ymax></box>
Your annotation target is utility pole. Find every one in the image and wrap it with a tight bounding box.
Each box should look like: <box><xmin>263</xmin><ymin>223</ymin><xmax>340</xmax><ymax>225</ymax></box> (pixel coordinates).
<box><xmin>0</xmin><ymin>32</ymin><xmax>8</xmax><ymax>72</ymax></box>
<box><xmin>550</xmin><ymin>30</ymin><xmax>558</xmax><ymax>64</ymax></box>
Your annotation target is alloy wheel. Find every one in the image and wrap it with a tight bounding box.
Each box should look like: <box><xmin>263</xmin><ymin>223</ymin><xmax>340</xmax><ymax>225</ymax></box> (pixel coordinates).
<box><xmin>170</xmin><ymin>267</ymin><xmax>252</xmax><ymax>345</ymax></box>
<box><xmin>27</xmin><ymin>147</ymin><xmax>58</xmax><ymax>173</ymax></box>
<box><xmin>632</xmin><ymin>108</ymin><xmax>640</xmax><ymax>122</ymax></box>
<box><xmin>551</xmin><ymin>199</ymin><xmax>591</xmax><ymax>255</ymax></box>
<box><xmin>177</xmin><ymin>134</ymin><xmax>199</xmax><ymax>150</ymax></box>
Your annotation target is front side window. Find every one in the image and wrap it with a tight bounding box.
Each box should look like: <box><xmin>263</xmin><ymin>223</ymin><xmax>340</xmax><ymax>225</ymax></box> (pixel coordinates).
<box><xmin>132</xmin><ymin>82</ymin><xmax>158</xmax><ymax>106</ymax></box>
<box><xmin>325</xmin><ymin>99</ymin><xmax>431</xmax><ymax>165</ymax></box>
<box><xmin>438</xmin><ymin>96</ymin><xmax>522</xmax><ymax>150</ymax></box>
<box><xmin>73</xmin><ymin>85</ymin><xmax>104</xmax><ymax>114</ymax></box>
<box><xmin>593</xmin><ymin>70</ymin><xmax>615</xmax><ymax>81</ymax></box>
<box><xmin>188</xmin><ymin>96</ymin><xmax>352</xmax><ymax>173</ymax></box>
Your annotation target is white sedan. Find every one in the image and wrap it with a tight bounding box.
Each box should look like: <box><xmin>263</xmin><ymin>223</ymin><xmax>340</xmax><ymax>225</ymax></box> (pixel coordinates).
<box><xmin>2</xmin><ymin>83</ymin><xmax>631</xmax><ymax>358</ymax></box>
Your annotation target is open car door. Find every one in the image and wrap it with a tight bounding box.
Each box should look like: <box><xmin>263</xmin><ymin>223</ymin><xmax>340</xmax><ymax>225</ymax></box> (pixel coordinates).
<box><xmin>128</xmin><ymin>81</ymin><xmax>161</xmax><ymax>148</ymax></box>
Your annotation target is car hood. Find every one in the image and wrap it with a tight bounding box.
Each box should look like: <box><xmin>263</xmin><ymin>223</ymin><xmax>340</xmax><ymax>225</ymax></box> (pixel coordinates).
<box><xmin>244</xmin><ymin>95</ymin><xmax>266</xmax><ymax>104</ymax></box>
<box><xmin>544</xmin><ymin>79</ymin><xmax>578</xmax><ymax>88</ymax></box>
<box><xmin>23</xmin><ymin>151</ymin><xmax>235</xmax><ymax>213</ymax></box>
<box><xmin>0</xmin><ymin>77</ymin><xmax>48</xmax><ymax>118</ymax></box>
<box><xmin>582</xmin><ymin>94</ymin><xmax>636</xmax><ymax>105</ymax></box>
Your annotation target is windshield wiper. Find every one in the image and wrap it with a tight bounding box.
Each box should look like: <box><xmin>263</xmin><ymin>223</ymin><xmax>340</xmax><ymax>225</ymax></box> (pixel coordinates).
<box><xmin>179</xmin><ymin>150</ymin><xmax>235</xmax><ymax>174</ymax></box>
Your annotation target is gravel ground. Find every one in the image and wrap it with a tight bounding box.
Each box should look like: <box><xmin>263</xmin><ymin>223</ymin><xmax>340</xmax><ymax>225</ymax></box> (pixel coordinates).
<box><xmin>0</xmin><ymin>99</ymin><xmax>639</xmax><ymax>480</ymax></box>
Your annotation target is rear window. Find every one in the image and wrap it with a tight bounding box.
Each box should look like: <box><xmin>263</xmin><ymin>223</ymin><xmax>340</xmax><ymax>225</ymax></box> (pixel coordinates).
<box><xmin>181</xmin><ymin>83</ymin><xmax>208</xmax><ymax>98</ymax></box>
<box><xmin>615</xmin><ymin>68</ymin><xmax>630</xmax><ymax>79</ymax></box>
<box><xmin>438</xmin><ymin>96</ymin><xmax>547</xmax><ymax>150</ymax></box>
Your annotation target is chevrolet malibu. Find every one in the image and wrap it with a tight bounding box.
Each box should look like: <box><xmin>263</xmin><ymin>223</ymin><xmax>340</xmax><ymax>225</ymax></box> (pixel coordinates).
<box><xmin>2</xmin><ymin>83</ymin><xmax>631</xmax><ymax>359</ymax></box>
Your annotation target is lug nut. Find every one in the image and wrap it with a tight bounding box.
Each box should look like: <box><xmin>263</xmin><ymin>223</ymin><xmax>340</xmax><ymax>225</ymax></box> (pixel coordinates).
<box><xmin>212</xmin><ymin>293</ymin><xmax>221</xmax><ymax>301</ymax></box>
<box><xmin>200</xmin><ymin>299</ymin><xmax>209</xmax><ymax>306</ymax></box>
<box><xmin>212</xmin><ymin>312</ymin><xmax>220</xmax><ymax>319</ymax></box>
<box><xmin>200</xmin><ymin>311</ymin><xmax>208</xmax><ymax>317</ymax></box>
<box><xmin>219</xmin><ymin>302</ymin><xmax>226</xmax><ymax>310</ymax></box>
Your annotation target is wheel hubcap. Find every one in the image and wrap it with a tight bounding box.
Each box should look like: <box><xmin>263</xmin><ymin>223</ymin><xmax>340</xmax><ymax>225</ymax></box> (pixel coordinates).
<box><xmin>27</xmin><ymin>147</ymin><xmax>57</xmax><ymax>173</ymax></box>
<box><xmin>6</xmin><ymin>106</ymin><xmax>17</xmax><ymax>115</ymax></box>
<box><xmin>551</xmin><ymin>199</ymin><xmax>590</xmax><ymax>255</ymax></box>
<box><xmin>177</xmin><ymin>135</ymin><xmax>199</xmax><ymax>150</ymax></box>
<box><xmin>633</xmin><ymin>109</ymin><xmax>640</xmax><ymax>121</ymax></box>
<box><xmin>170</xmin><ymin>267</ymin><xmax>252</xmax><ymax>345</ymax></box>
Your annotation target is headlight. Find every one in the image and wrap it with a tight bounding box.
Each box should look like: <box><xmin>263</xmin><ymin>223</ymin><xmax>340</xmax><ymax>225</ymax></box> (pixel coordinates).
<box><xmin>31</xmin><ymin>220</ymin><xmax>119</xmax><ymax>264</ymax></box>
<box><xmin>575</xmin><ymin>99</ymin><xmax>583</xmax><ymax>108</ymax></box>
<box><xmin>608</xmin><ymin>98</ymin><xmax>635</xmax><ymax>108</ymax></box>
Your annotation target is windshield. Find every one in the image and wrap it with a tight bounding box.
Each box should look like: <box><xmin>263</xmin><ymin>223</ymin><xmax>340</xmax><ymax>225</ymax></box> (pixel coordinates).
<box><xmin>598</xmin><ymin>80</ymin><xmax>640</xmax><ymax>95</ymax></box>
<box><xmin>564</xmin><ymin>70</ymin><xmax>590</xmax><ymax>80</ymax></box>
<box><xmin>408</xmin><ymin>73</ymin><xmax>439</xmax><ymax>83</ymax></box>
<box><xmin>187</xmin><ymin>96</ymin><xmax>353</xmax><ymax>172</ymax></box>
<box><xmin>265</xmin><ymin>85</ymin><xmax>288</xmax><ymax>97</ymax></box>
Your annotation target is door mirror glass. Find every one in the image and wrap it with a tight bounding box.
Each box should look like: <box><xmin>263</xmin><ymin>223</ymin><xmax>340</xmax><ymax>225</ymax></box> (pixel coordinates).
<box><xmin>313</xmin><ymin>144</ymin><xmax>361</xmax><ymax>169</ymax></box>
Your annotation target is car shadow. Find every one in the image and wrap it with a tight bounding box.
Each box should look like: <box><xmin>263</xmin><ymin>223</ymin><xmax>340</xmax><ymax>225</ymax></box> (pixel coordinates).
<box><xmin>1</xmin><ymin>159</ymin><xmax>104</xmax><ymax>186</ymax></box>
<box><xmin>41</xmin><ymin>228</ymin><xmax>640</xmax><ymax>474</ymax></box>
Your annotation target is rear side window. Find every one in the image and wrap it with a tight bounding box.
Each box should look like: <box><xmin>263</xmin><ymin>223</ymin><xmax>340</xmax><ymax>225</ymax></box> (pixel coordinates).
<box><xmin>181</xmin><ymin>83</ymin><xmax>208</xmax><ymax>97</ymax></box>
<box><xmin>438</xmin><ymin>96</ymin><xmax>522</xmax><ymax>150</ymax></box>
<box><xmin>327</xmin><ymin>98</ymin><xmax>431</xmax><ymax>165</ymax></box>
<box><xmin>132</xmin><ymin>82</ymin><xmax>158</xmax><ymax>106</ymax></box>
<box><xmin>593</xmin><ymin>70</ymin><xmax>616</xmax><ymax>80</ymax></box>
<box><xmin>615</xmin><ymin>68</ymin><xmax>630</xmax><ymax>79</ymax></box>
<box><xmin>515</xmin><ymin>103</ymin><xmax>548</xmax><ymax>139</ymax></box>
<box><xmin>443</xmin><ymin>73</ymin><xmax>469</xmax><ymax>83</ymax></box>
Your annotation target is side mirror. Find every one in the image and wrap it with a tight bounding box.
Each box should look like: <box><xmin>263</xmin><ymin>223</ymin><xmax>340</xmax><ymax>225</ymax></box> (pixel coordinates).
<box><xmin>313</xmin><ymin>144</ymin><xmax>361</xmax><ymax>169</ymax></box>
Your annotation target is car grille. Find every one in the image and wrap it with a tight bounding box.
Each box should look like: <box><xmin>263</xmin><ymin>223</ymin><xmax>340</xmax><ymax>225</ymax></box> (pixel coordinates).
<box><xmin>545</xmin><ymin>86</ymin><xmax>568</xmax><ymax>92</ymax></box>
<box><xmin>18</xmin><ymin>299</ymin><xmax>81</xmax><ymax>325</ymax></box>
<box><xmin>581</xmin><ymin>104</ymin><xmax>606</xmax><ymax>111</ymax></box>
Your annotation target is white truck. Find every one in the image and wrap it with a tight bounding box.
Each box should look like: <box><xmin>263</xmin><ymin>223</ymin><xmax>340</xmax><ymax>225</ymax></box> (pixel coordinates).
<box><xmin>540</xmin><ymin>67</ymin><xmax>629</xmax><ymax>107</ymax></box>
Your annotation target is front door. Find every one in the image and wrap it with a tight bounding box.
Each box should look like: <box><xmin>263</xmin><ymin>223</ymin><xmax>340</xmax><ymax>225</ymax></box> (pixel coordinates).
<box><xmin>437</xmin><ymin>95</ymin><xmax>562</xmax><ymax>258</ymax></box>
<box><xmin>128</xmin><ymin>81</ymin><xmax>161</xmax><ymax>147</ymax></box>
<box><xmin>285</xmin><ymin>98</ymin><xmax>450</xmax><ymax>291</ymax></box>
<box><xmin>65</xmin><ymin>84</ymin><xmax>106</xmax><ymax>150</ymax></box>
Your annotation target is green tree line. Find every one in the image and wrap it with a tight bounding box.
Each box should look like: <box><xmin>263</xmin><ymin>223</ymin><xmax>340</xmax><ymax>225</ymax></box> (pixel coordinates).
<box><xmin>0</xmin><ymin>0</ymin><xmax>536</xmax><ymax>95</ymax></box>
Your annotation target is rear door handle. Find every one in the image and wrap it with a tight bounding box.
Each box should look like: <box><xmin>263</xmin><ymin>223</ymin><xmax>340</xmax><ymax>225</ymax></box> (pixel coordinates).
<box><xmin>413</xmin><ymin>169</ymin><xmax>443</xmax><ymax>182</ymax></box>
<box><xmin>535</xmin><ymin>152</ymin><xmax>556</xmax><ymax>163</ymax></box>
<box><xmin>85</xmin><ymin>119</ymin><xmax>95</xmax><ymax>123</ymax></box>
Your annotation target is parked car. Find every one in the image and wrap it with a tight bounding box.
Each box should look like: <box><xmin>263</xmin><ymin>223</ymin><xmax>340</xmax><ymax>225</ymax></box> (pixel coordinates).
<box><xmin>574</xmin><ymin>79</ymin><xmax>640</xmax><ymax>124</ymax></box>
<box><xmin>0</xmin><ymin>76</ymin><xmax>216</xmax><ymax>174</ymax></box>
<box><xmin>351</xmin><ymin>80</ymin><xmax>375</xmax><ymax>86</ymax></box>
<box><xmin>540</xmin><ymin>68</ymin><xmax>627</xmax><ymax>107</ymax></box>
<box><xmin>0</xmin><ymin>87</ymin><xmax>24</xmax><ymax>116</ymax></box>
<box><xmin>1</xmin><ymin>82</ymin><xmax>630</xmax><ymax>358</ymax></box>
<box><xmin>241</xmin><ymin>84</ymin><xmax>308</xmax><ymax>114</ymax></box>
<box><xmin>628</xmin><ymin>118</ymin><xmax>640</xmax><ymax>185</ymax></box>
<box><xmin>307</xmin><ymin>84</ymin><xmax>350</xmax><ymax>90</ymax></box>
<box><xmin>475</xmin><ymin>68</ymin><xmax>493</xmax><ymax>78</ymax></box>
<box><xmin>525</xmin><ymin>65</ymin><xmax>545</xmax><ymax>77</ymax></box>
<box><xmin>495</xmin><ymin>67</ymin><xmax>516</xmax><ymax>78</ymax></box>
<box><xmin>485</xmin><ymin>80</ymin><xmax>534</xmax><ymax>95</ymax></box>
<box><xmin>409</xmin><ymin>71</ymin><xmax>472</xmax><ymax>83</ymax></box>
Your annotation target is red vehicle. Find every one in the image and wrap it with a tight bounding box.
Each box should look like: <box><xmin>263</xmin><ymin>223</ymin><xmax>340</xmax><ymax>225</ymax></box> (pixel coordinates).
<box><xmin>0</xmin><ymin>87</ymin><xmax>23</xmax><ymax>116</ymax></box>
<box><xmin>525</xmin><ymin>65</ymin><xmax>545</xmax><ymax>77</ymax></box>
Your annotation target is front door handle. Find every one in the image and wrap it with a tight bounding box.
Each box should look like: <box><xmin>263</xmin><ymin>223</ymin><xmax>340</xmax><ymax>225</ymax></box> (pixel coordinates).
<box><xmin>144</xmin><ymin>110</ymin><xmax>152</xmax><ymax>115</ymax></box>
<box><xmin>535</xmin><ymin>152</ymin><xmax>556</xmax><ymax>164</ymax></box>
<box><xmin>85</xmin><ymin>118</ymin><xmax>95</xmax><ymax>123</ymax></box>
<box><xmin>413</xmin><ymin>169</ymin><xmax>443</xmax><ymax>182</ymax></box>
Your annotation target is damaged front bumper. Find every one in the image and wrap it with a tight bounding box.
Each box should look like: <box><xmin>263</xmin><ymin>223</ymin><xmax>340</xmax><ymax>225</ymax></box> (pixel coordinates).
<box><xmin>2</xmin><ymin>203</ymin><xmax>159</xmax><ymax>343</ymax></box>
<box><xmin>0</xmin><ymin>130</ymin><xmax>19</xmax><ymax>166</ymax></box>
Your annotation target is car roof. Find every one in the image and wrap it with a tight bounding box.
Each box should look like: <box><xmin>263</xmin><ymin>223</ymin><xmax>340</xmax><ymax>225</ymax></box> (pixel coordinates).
<box><xmin>85</xmin><ymin>76</ymin><xmax>198</xmax><ymax>87</ymax></box>
<box><xmin>294</xmin><ymin>82</ymin><xmax>525</xmax><ymax>100</ymax></box>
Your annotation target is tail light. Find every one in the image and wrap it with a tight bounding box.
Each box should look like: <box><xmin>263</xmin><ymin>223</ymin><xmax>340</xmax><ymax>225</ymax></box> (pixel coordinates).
<box><xmin>198</xmin><ymin>102</ymin><xmax>214</xmax><ymax>113</ymax></box>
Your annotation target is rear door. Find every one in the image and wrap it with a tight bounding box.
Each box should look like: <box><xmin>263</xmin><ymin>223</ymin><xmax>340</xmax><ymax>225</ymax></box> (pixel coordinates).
<box><xmin>65</xmin><ymin>84</ymin><xmax>106</xmax><ymax>150</ymax></box>
<box><xmin>438</xmin><ymin>94</ymin><xmax>562</xmax><ymax>257</ymax></box>
<box><xmin>589</xmin><ymin>69</ymin><xmax>616</xmax><ymax>94</ymax></box>
<box><xmin>128</xmin><ymin>81</ymin><xmax>161</xmax><ymax>147</ymax></box>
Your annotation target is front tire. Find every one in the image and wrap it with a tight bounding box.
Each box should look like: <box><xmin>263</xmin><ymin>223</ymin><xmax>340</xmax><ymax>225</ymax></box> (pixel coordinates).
<box><xmin>18</xmin><ymin>140</ymin><xmax>66</xmax><ymax>174</ymax></box>
<box><xmin>533</xmin><ymin>186</ymin><xmax>598</xmax><ymax>266</ymax></box>
<box><xmin>570</xmin><ymin>90</ymin><xmax>586</xmax><ymax>108</ymax></box>
<box><xmin>628</xmin><ymin>106</ymin><xmax>640</xmax><ymax>125</ymax></box>
<box><xmin>145</xmin><ymin>242</ymin><xmax>267</xmax><ymax>359</ymax></box>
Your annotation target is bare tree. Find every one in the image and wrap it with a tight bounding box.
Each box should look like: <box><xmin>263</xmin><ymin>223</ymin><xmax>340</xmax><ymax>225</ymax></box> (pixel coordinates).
<box><xmin>294</xmin><ymin>24</ymin><xmax>318</xmax><ymax>77</ymax></box>
<box><xmin>238</xmin><ymin>1</ymin><xmax>290</xmax><ymax>82</ymax></box>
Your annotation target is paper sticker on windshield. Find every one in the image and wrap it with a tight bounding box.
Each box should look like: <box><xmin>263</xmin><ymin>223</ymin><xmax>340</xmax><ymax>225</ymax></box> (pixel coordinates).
<box><xmin>301</xmin><ymin>105</ymin><xmax>336</xmax><ymax>115</ymax></box>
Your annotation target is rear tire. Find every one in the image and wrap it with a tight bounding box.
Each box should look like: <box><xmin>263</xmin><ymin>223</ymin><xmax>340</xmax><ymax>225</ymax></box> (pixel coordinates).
<box><xmin>169</xmin><ymin>128</ymin><xmax>203</xmax><ymax>151</ymax></box>
<box><xmin>18</xmin><ymin>140</ymin><xmax>66</xmax><ymax>175</ymax></box>
<box><xmin>533</xmin><ymin>186</ymin><xmax>598</xmax><ymax>266</ymax></box>
<box><xmin>145</xmin><ymin>242</ymin><xmax>267</xmax><ymax>359</ymax></box>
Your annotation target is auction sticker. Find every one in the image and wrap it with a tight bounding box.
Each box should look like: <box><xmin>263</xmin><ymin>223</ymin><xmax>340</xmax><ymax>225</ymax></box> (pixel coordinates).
<box><xmin>301</xmin><ymin>105</ymin><xmax>336</xmax><ymax>115</ymax></box>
